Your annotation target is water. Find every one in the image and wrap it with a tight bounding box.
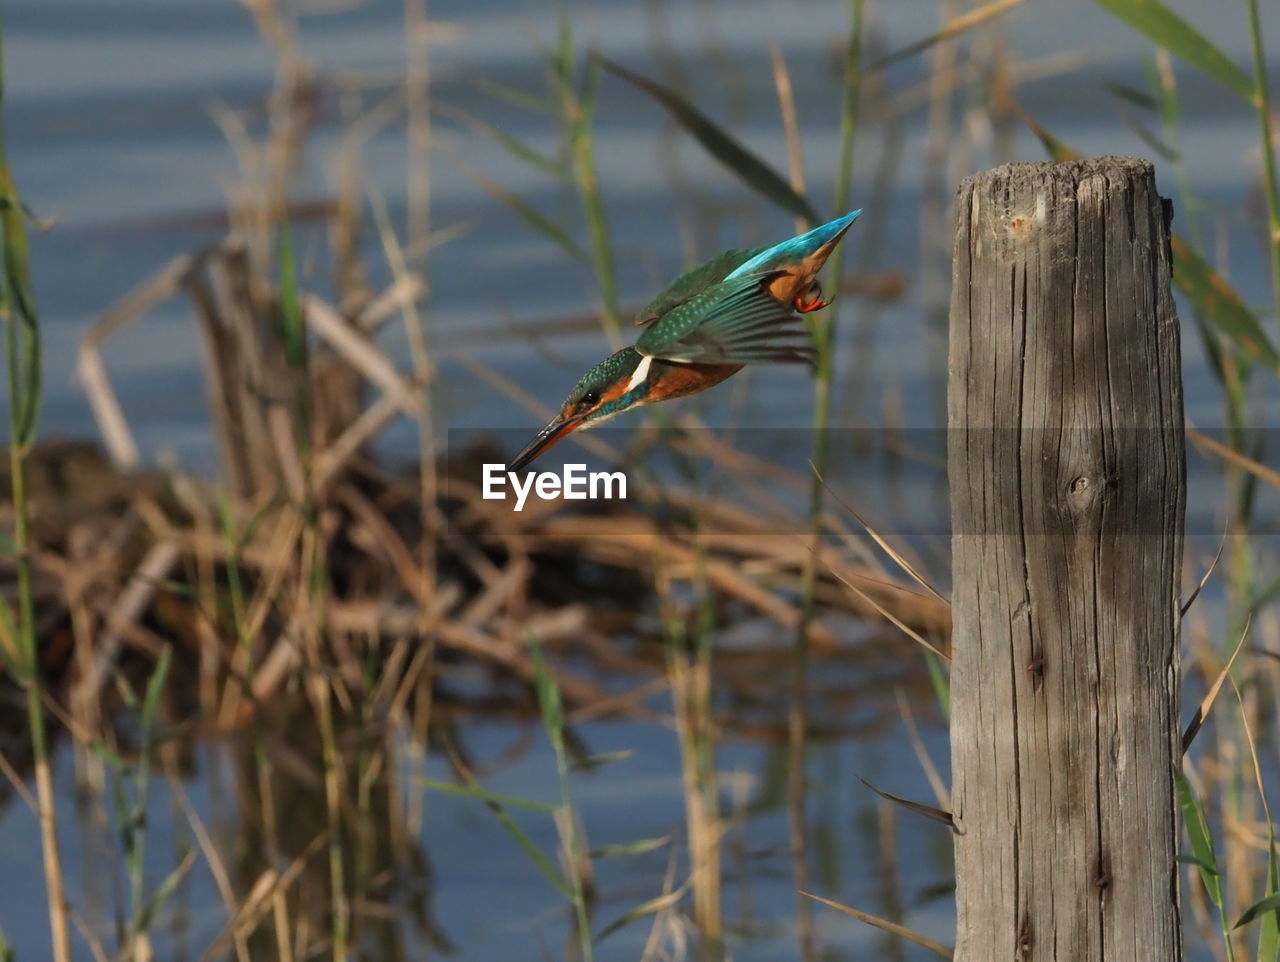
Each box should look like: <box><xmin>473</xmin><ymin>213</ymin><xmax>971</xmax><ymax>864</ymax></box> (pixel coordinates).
<box><xmin>2</xmin><ymin>0</ymin><xmax>1278</xmax><ymax>958</ymax></box>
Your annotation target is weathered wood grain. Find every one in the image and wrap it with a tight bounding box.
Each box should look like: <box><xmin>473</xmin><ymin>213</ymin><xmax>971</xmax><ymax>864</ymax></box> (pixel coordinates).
<box><xmin>948</xmin><ymin>157</ymin><xmax>1184</xmax><ymax>962</ymax></box>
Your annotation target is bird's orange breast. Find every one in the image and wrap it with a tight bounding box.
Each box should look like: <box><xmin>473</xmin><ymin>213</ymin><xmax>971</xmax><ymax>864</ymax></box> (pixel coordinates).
<box><xmin>646</xmin><ymin>360</ymin><xmax>743</xmax><ymax>404</ymax></box>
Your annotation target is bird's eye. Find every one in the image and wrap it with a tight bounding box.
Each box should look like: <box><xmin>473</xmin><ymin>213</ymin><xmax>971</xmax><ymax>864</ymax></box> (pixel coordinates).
<box><xmin>579</xmin><ymin>391</ymin><xmax>599</xmax><ymax>407</ymax></box>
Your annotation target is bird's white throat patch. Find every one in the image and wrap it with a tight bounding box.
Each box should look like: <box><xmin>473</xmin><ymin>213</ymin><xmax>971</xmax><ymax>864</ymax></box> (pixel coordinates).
<box><xmin>625</xmin><ymin>354</ymin><xmax>653</xmax><ymax>392</ymax></box>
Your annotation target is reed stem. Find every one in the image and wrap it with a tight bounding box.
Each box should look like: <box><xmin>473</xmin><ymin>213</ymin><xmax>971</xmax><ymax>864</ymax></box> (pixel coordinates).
<box><xmin>1245</xmin><ymin>0</ymin><xmax>1280</xmax><ymax>319</ymax></box>
<box><xmin>9</xmin><ymin>435</ymin><xmax>71</xmax><ymax>962</ymax></box>
<box><xmin>789</xmin><ymin>3</ymin><xmax>864</xmax><ymax>960</ymax></box>
<box><xmin>570</xmin><ymin>55</ymin><xmax>621</xmax><ymax>344</ymax></box>
<box><xmin>0</xmin><ymin>7</ymin><xmax>69</xmax><ymax>958</ymax></box>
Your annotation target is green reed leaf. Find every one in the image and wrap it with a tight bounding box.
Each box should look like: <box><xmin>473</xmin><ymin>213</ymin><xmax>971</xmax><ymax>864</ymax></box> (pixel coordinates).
<box><xmin>277</xmin><ymin>222</ymin><xmax>305</xmax><ymax>373</ymax></box>
<box><xmin>456</xmin><ymin>162</ymin><xmax>588</xmax><ymax>264</ymax></box>
<box><xmin>0</xmin><ymin>599</ymin><xmax>24</xmax><ymax>680</ymax></box>
<box><xmin>530</xmin><ymin>642</ymin><xmax>564</xmax><ymax>753</ymax></box>
<box><xmin>595</xmin><ymin>888</ymin><xmax>685</xmax><ymax>942</ymax></box>
<box><xmin>1173</xmin><ymin>236</ymin><xmax>1279</xmax><ymax>371</ymax></box>
<box><xmin>487</xmin><ymin>126</ymin><xmax>569</xmax><ymax>182</ymax></box>
<box><xmin>1177</xmin><ymin>769</ymin><xmax>1225</xmax><ymax>908</ymax></box>
<box><xmin>603</xmin><ymin>59</ymin><xmax>820</xmax><ymax>224</ymax></box>
<box><xmin>475</xmin><ymin>77</ymin><xmax>554</xmax><ymax>114</ymax></box>
<box><xmin>553</xmin><ymin>9</ymin><xmax>574</xmax><ymax>93</ymax></box>
<box><xmin>1015</xmin><ymin>102</ymin><xmax>1083</xmax><ymax>163</ymax></box>
<box><xmin>134</xmin><ymin>847</ymin><xmax>197</xmax><ymax>931</ymax></box>
<box><xmin>1251</xmin><ymin>743</ymin><xmax>1280</xmax><ymax>959</ymax></box>
<box><xmin>1177</xmin><ymin>852</ymin><xmax>1220</xmax><ymax>876</ymax></box>
<box><xmin>572</xmin><ymin>749</ymin><xmax>632</xmax><ymax>773</ymax></box>
<box><xmin>422</xmin><ymin>779</ymin><xmax>571</xmax><ymax>898</ymax></box>
<box><xmin>421</xmin><ymin>779</ymin><xmax>559</xmax><ymax>813</ymax></box>
<box><xmin>1</xmin><ymin>163</ymin><xmax>41</xmax><ymax>445</ymax></box>
<box><xmin>438</xmin><ymin>102</ymin><xmax>569</xmax><ymax>182</ymax></box>
<box><xmin>1104</xmin><ymin>79</ymin><xmax>1160</xmax><ymax>111</ymax></box>
<box><xmin>140</xmin><ymin>646</ymin><xmax>172</xmax><ymax>736</ymax></box>
<box><xmin>1095</xmin><ymin>0</ymin><xmax>1256</xmax><ymax>103</ymax></box>
<box><xmin>1238</xmin><ymin>894</ymin><xmax>1280</xmax><ymax>931</ymax></box>
<box><xmin>579</xmin><ymin>47</ymin><xmax>602</xmax><ymax>126</ymax></box>
<box><xmin>590</xmin><ymin>835</ymin><xmax>670</xmax><ymax>859</ymax></box>
<box><xmin>1257</xmin><ymin>869</ymin><xmax>1280</xmax><ymax>960</ymax></box>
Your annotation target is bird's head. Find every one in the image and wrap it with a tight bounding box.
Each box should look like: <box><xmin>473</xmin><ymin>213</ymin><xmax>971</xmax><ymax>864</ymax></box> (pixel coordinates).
<box><xmin>508</xmin><ymin>348</ymin><xmax>653</xmax><ymax>471</ymax></box>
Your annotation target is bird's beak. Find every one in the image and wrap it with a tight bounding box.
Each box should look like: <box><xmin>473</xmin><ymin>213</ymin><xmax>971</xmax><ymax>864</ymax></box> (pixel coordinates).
<box><xmin>508</xmin><ymin>412</ymin><xmax>585</xmax><ymax>472</ymax></box>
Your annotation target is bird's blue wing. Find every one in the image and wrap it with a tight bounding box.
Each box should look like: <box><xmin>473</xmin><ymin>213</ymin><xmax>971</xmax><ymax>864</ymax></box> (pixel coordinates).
<box><xmin>634</xmin><ymin>247</ymin><xmax>765</xmax><ymax>325</ymax></box>
<box><xmin>635</xmin><ymin>271</ymin><xmax>815</xmax><ymax>366</ymax></box>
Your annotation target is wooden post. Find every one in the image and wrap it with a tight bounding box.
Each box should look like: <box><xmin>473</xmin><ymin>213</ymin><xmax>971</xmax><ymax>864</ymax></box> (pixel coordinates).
<box><xmin>948</xmin><ymin>157</ymin><xmax>1185</xmax><ymax>961</ymax></box>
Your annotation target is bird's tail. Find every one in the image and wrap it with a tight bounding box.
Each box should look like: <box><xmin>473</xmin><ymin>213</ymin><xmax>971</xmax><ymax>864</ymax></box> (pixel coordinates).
<box><xmin>799</xmin><ymin>208</ymin><xmax>862</xmax><ymax>251</ymax></box>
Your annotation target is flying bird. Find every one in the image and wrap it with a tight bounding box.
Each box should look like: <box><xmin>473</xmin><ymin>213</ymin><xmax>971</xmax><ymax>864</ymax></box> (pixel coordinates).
<box><xmin>508</xmin><ymin>210</ymin><xmax>861</xmax><ymax>471</ymax></box>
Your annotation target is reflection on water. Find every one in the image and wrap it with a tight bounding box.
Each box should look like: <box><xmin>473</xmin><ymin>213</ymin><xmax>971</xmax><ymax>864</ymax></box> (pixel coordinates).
<box><xmin>1</xmin><ymin>623</ymin><xmax>952</xmax><ymax>960</ymax></box>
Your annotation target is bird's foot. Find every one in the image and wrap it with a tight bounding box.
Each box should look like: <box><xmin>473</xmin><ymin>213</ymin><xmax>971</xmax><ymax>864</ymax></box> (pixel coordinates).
<box><xmin>793</xmin><ymin>284</ymin><xmax>830</xmax><ymax>313</ymax></box>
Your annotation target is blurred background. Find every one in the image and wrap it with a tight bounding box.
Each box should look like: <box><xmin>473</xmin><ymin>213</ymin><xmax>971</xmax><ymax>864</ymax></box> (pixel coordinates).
<box><xmin>1</xmin><ymin>0</ymin><xmax>1278</xmax><ymax>960</ymax></box>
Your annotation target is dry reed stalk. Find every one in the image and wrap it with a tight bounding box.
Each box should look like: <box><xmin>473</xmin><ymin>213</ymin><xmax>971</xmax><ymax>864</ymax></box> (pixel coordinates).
<box><xmin>670</xmin><ymin>551</ymin><xmax>838</xmax><ymax>648</ymax></box>
<box><xmin>309</xmin><ymin>393</ymin><xmax>403</xmax><ymax>494</ymax></box>
<box><xmin>656</xmin><ymin>573</ymin><xmax>721</xmax><ymax>947</ymax></box>
<box><xmin>0</xmin><ymin>743</ymin><xmax>37</xmax><ymax>815</ymax></box>
<box><xmin>169</xmin><ymin>481</ymin><xmax>225</xmax><ymax>716</ymax></box>
<box><xmin>894</xmin><ymin>687</ymin><xmax>950</xmax><ymax>810</ymax></box>
<box><xmin>199</xmin><ymin>832</ymin><xmax>326</xmax><ymax>962</ymax></box>
<box><xmin>368</xmin><ymin>638</ymin><xmax>411</xmax><ymax>714</ymax></box>
<box><xmin>292</xmin><ymin>518</ymin><xmax>349</xmax><ymax>962</ymax></box>
<box><xmin>519</xmin><ymin>517</ymin><xmax>950</xmax><ymax>636</ymax></box>
<box><xmin>917</xmin><ymin>0</ymin><xmax>961</xmax><ymax>361</ymax></box>
<box><xmin>366</xmin><ymin>184</ymin><xmax>441</xmax><ymax>615</ymax></box>
<box><xmin>874</xmin><ymin>0</ymin><xmax>1027</xmax><ymax>69</ymax></box>
<box><xmin>355</xmin><ymin>273</ymin><xmax>428</xmax><ymax>333</ymax></box>
<box><xmin>208</xmin><ymin>249</ymin><xmax>279</xmax><ymax>493</ymax></box>
<box><xmin>245</xmin><ymin>1</ymin><xmax>316</xmax><ymax>279</ymax></box>
<box><xmin>1189</xmin><ymin>427</ymin><xmax>1280</xmax><ymax>490</ymax></box>
<box><xmin>78</xmin><ymin>248</ymin><xmax>213</xmax><ymax>469</ymax></box>
<box><xmin>303</xmin><ymin>295</ymin><xmax>423</xmax><ymax>415</ymax></box>
<box><xmin>266</xmin><ymin>407</ymin><xmax>308</xmax><ymax>502</ymax></box>
<box><xmin>404</xmin><ymin>0</ymin><xmax>432</xmax><ymax>253</ymax></box>
<box><xmin>214</xmin><ymin>506</ymin><xmax>305</xmax><ymax>730</ymax></box>
<box><xmin>666</xmin><ymin>422</ymin><xmax>809</xmax><ymax>491</ymax></box>
<box><xmin>246</xmin><ymin>635</ymin><xmax>299</xmax><ymax>706</ymax></box>
<box><xmin>164</xmin><ymin>763</ymin><xmax>253</xmax><ymax>962</ymax></box>
<box><xmin>844</xmin><ymin>69</ymin><xmax>905</xmax><ymax>410</ymax></box>
<box><xmin>74</xmin><ymin>540</ymin><xmax>181</xmax><ymax>704</ymax></box>
<box><xmin>58</xmin><ymin>532</ymin><xmax>114</xmax><ymax>945</ymax></box>
<box><xmin>435</xmin><ymin>620</ymin><xmax>617</xmax><ymax>709</ymax></box>
<box><xmin>401</xmin><ymin>637</ymin><xmax>437</xmax><ymax>838</ymax></box>
<box><xmin>567</xmin><ymin>675</ymin><xmax>672</xmax><ymax>727</ymax></box>
<box><xmin>637</xmin><ymin>852</ymin><xmax>690</xmax><ymax>962</ymax></box>
<box><xmin>769</xmin><ymin>42</ymin><xmax>808</xmax><ymax>236</ymax></box>
<box><xmin>458</xmin><ymin>557</ymin><xmax>532</xmax><ymax>628</ymax></box>
<box><xmin>808</xmin><ymin>890</ymin><xmax>954</xmax><ymax>959</ymax></box>
<box><xmin>325</xmin><ymin>592</ymin><xmax>459</xmax><ymax>640</ymax></box>
<box><xmin>331</xmin><ymin>81</ymin><xmax>369</xmax><ymax>313</ymax></box>
<box><xmin>185</xmin><ymin>267</ymin><xmax>254</xmax><ymax>497</ymax></box>
<box><xmin>334</xmin><ymin>484</ymin><xmax>434</xmax><ymax>604</ymax></box>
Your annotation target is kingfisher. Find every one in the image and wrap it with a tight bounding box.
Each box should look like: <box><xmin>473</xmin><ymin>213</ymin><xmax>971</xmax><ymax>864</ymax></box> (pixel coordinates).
<box><xmin>508</xmin><ymin>210</ymin><xmax>861</xmax><ymax>471</ymax></box>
